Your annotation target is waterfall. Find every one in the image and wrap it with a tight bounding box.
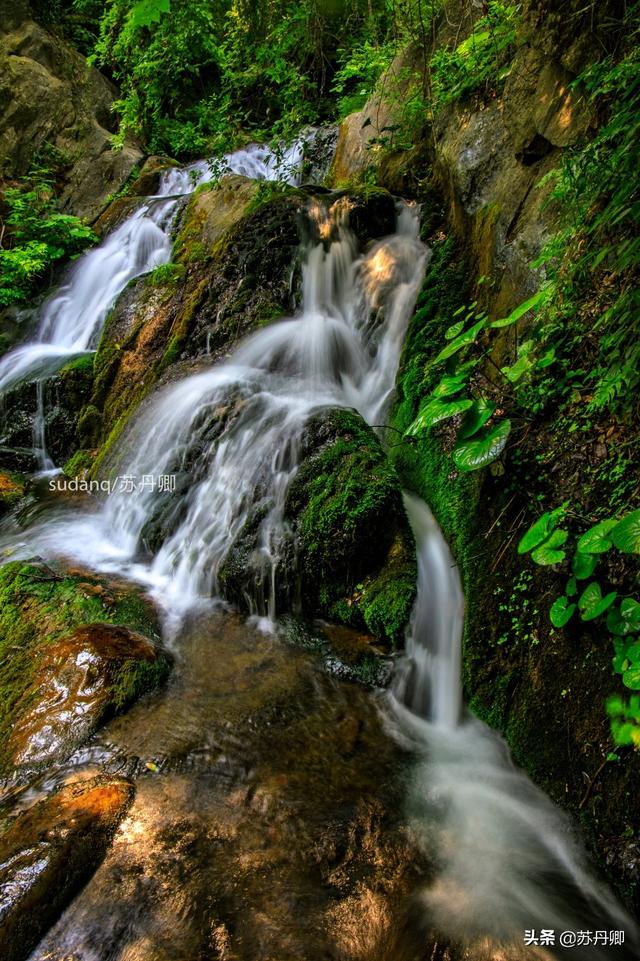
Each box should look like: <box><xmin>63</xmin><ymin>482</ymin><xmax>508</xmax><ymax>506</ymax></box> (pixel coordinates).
<box><xmin>11</xmin><ymin>197</ymin><xmax>427</xmax><ymax>627</ymax></box>
<box><xmin>386</xmin><ymin>500</ymin><xmax>640</xmax><ymax>958</ymax></box>
<box><xmin>3</xmin><ymin>165</ymin><xmax>638</xmax><ymax>956</ymax></box>
<box><xmin>0</xmin><ymin>140</ymin><xmax>309</xmax><ymax>465</ymax></box>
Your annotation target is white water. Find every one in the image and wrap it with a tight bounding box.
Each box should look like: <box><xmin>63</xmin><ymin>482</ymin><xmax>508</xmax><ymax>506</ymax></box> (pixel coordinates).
<box><xmin>5</xmin><ymin>197</ymin><xmax>426</xmax><ymax>626</ymax></box>
<box><xmin>386</xmin><ymin>494</ymin><xmax>640</xmax><ymax>958</ymax></box>
<box><xmin>3</xmin><ymin>173</ymin><xmax>638</xmax><ymax>957</ymax></box>
<box><xmin>0</xmin><ymin>140</ymin><xmax>306</xmax><ymax>400</ymax></box>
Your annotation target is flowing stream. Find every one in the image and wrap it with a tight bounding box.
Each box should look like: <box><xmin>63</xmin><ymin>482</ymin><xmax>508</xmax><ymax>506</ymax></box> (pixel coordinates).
<box><xmin>1</xmin><ymin>143</ymin><xmax>638</xmax><ymax>959</ymax></box>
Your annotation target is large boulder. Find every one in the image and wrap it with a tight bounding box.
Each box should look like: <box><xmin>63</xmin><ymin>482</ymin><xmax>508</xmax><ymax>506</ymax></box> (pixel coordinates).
<box><xmin>0</xmin><ymin>561</ymin><xmax>170</xmax><ymax>781</ymax></box>
<box><xmin>220</xmin><ymin>407</ymin><xmax>416</xmax><ymax>646</ymax></box>
<box><xmin>0</xmin><ymin>13</ymin><xmax>142</xmax><ymax>222</ymax></box>
<box><xmin>0</xmin><ymin>774</ymin><xmax>134</xmax><ymax>961</ymax></box>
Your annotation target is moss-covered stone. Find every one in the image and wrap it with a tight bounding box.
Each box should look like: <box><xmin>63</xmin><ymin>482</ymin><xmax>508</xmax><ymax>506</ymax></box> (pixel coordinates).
<box><xmin>0</xmin><ymin>560</ymin><xmax>170</xmax><ymax>779</ymax></box>
<box><xmin>286</xmin><ymin>408</ymin><xmax>416</xmax><ymax>646</ymax></box>
<box><xmin>0</xmin><ymin>470</ymin><xmax>25</xmax><ymax>514</ymax></box>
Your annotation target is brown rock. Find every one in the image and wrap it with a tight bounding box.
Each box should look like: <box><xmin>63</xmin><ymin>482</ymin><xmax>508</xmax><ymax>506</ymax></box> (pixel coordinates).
<box><xmin>0</xmin><ymin>775</ymin><xmax>133</xmax><ymax>961</ymax></box>
<box><xmin>8</xmin><ymin>624</ymin><xmax>171</xmax><ymax>774</ymax></box>
<box><xmin>0</xmin><ymin>17</ymin><xmax>142</xmax><ymax>221</ymax></box>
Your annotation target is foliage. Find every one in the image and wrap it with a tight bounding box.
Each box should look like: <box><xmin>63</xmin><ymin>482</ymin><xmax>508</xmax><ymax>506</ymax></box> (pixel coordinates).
<box><xmin>428</xmin><ymin>1</ymin><xmax>518</xmax><ymax>111</ymax></box>
<box><xmin>532</xmin><ymin>27</ymin><xmax>640</xmax><ymax>419</ymax></box>
<box><xmin>0</xmin><ymin>153</ymin><xmax>96</xmax><ymax>307</ymax></box>
<box><xmin>88</xmin><ymin>0</ymin><xmax>388</xmax><ymax>157</ymax></box>
<box><xmin>406</xmin><ymin>289</ymin><xmax>552</xmax><ymax>472</ymax></box>
<box><xmin>519</xmin><ymin>507</ymin><xmax>640</xmax><ymax>745</ymax></box>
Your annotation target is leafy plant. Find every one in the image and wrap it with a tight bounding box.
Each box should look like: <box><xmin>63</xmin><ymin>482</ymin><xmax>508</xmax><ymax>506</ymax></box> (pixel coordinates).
<box><xmin>0</xmin><ymin>155</ymin><xmax>96</xmax><ymax>307</ymax></box>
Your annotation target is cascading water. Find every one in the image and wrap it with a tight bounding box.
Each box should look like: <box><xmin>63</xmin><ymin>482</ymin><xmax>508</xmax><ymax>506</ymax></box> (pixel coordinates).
<box><xmin>386</xmin><ymin>495</ymin><xmax>640</xmax><ymax>959</ymax></box>
<box><xmin>2</xmin><ymin>173</ymin><xmax>638</xmax><ymax>959</ymax></box>
<box><xmin>0</xmin><ymin>139</ymin><xmax>307</xmax><ymax>467</ymax></box>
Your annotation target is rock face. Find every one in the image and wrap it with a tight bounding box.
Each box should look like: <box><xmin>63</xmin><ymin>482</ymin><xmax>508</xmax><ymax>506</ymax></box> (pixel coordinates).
<box><xmin>0</xmin><ymin>775</ymin><xmax>134</xmax><ymax>961</ymax></box>
<box><xmin>0</xmin><ymin>561</ymin><xmax>170</xmax><ymax>780</ymax></box>
<box><xmin>0</xmin><ymin>9</ymin><xmax>142</xmax><ymax>222</ymax></box>
<box><xmin>0</xmin><ymin>353</ymin><xmax>94</xmax><ymax>472</ymax></box>
<box><xmin>220</xmin><ymin>407</ymin><xmax>416</xmax><ymax>646</ymax></box>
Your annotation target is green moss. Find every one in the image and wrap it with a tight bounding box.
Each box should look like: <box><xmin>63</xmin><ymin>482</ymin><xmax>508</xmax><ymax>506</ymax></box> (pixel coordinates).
<box><xmin>59</xmin><ymin>353</ymin><xmax>95</xmax><ymax>377</ymax></box>
<box><xmin>0</xmin><ymin>472</ymin><xmax>26</xmax><ymax>514</ymax></box>
<box><xmin>110</xmin><ymin>655</ymin><xmax>171</xmax><ymax>711</ymax></box>
<box><xmin>0</xmin><ymin>561</ymin><xmax>162</xmax><ymax>774</ymax></box>
<box><xmin>287</xmin><ymin>408</ymin><xmax>416</xmax><ymax>646</ymax></box>
<box><xmin>63</xmin><ymin>449</ymin><xmax>95</xmax><ymax>477</ymax></box>
<box><xmin>145</xmin><ymin>263</ymin><xmax>186</xmax><ymax>288</ymax></box>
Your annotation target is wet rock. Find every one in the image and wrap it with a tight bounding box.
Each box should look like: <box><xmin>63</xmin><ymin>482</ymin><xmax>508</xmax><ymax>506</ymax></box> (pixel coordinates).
<box><xmin>0</xmin><ymin>561</ymin><xmax>169</xmax><ymax>780</ymax></box>
<box><xmin>0</xmin><ymin>353</ymin><xmax>94</xmax><ymax>471</ymax></box>
<box><xmin>0</xmin><ymin>774</ymin><xmax>134</xmax><ymax>961</ymax></box>
<box><xmin>219</xmin><ymin>407</ymin><xmax>416</xmax><ymax>646</ymax></box>
<box><xmin>0</xmin><ymin>15</ymin><xmax>142</xmax><ymax>222</ymax></box>
<box><xmin>0</xmin><ymin>471</ymin><xmax>25</xmax><ymax>516</ymax></box>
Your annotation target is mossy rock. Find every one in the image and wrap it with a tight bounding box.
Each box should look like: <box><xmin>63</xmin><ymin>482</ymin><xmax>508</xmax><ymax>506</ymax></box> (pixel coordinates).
<box><xmin>0</xmin><ymin>470</ymin><xmax>26</xmax><ymax>515</ymax></box>
<box><xmin>0</xmin><ymin>560</ymin><xmax>170</xmax><ymax>779</ymax></box>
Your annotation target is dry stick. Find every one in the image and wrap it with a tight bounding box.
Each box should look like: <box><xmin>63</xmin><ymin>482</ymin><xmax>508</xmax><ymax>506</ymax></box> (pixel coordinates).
<box><xmin>484</xmin><ymin>491</ymin><xmax>517</xmax><ymax>538</ymax></box>
<box><xmin>490</xmin><ymin>529</ymin><xmax>517</xmax><ymax>573</ymax></box>
<box><xmin>578</xmin><ymin>755</ymin><xmax>610</xmax><ymax>810</ymax></box>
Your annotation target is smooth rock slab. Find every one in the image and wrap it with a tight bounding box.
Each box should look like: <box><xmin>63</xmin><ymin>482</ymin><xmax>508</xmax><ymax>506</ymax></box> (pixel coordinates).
<box><xmin>0</xmin><ymin>775</ymin><xmax>134</xmax><ymax>961</ymax></box>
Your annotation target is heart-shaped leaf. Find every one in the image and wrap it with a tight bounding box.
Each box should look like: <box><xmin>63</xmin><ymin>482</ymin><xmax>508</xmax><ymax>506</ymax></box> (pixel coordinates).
<box><xmin>489</xmin><ymin>287</ymin><xmax>549</xmax><ymax>329</ymax></box>
<box><xmin>611</xmin><ymin>509</ymin><xmax>640</xmax><ymax>554</ymax></box>
<box><xmin>622</xmin><ymin>666</ymin><xmax>640</xmax><ymax>690</ymax></box>
<box><xmin>565</xmin><ymin>576</ymin><xmax>578</xmax><ymax>597</ymax></box>
<box><xmin>407</xmin><ymin>397</ymin><xmax>473</xmax><ymax>435</ymax></box>
<box><xmin>445</xmin><ymin>319</ymin><xmax>465</xmax><ymax>340</ymax></box>
<box><xmin>550</xmin><ymin>595</ymin><xmax>576</xmax><ymax>628</ymax></box>
<box><xmin>607</xmin><ymin>599</ymin><xmax>640</xmax><ymax>636</ymax></box>
<box><xmin>432</xmin><ymin>373</ymin><xmax>469</xmax><ymax>398</ymax></box>
<box><xmin>518</xmin><ymin>505</ymin><xmax>566</xmax><ymax>554</ymax></box>
<box><xmin>531</xmin><ymin>529</ymin><xmax>568</xmax><ymax>565</ymax></box>
<box><xmin>625</xmin><ymin>641</ymin><xmax>640</xmax><ymax>664</ymax></box>
<box><xmin>451</xmin><ymin>419</ymin><xmax>511</xmax><ymax>472</ymax></box>
<box><xmin>576</xmin><ymin>519</ymin><xmax>617</xmax><ymax>555</ymax></box>
<box><xmin>572</xmin><ymin>551</ymin><xmax>598</xmax><ymax>580</ymax></box>
<box><xmin>435</xmin><ymin>319</ymin><xmax>486</xmax><ymax>363</ymax></box>
<box><xmin>458</xmin><ymin>397</ymin><xmax>496</xmax><ymax>440</ymax></box>
<box><xmin>578</xmin><ymin>581</ymin><xmax>617</xmax><ymax>621</ymax></box>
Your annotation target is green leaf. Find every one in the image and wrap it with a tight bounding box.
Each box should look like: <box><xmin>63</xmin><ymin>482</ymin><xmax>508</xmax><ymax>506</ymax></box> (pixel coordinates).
<box><xmin>531</xmin><ymin>529</ymin><xmax>568</xmax><ymax>565</ymax></box>
<box><xmin>129</xmin><ymin>0</ymin><xmax>171</xmax><ymax>29</ymax></box>
<box><xmin>489</xmin><ymin>287</ymin><xmax>549</xmax><ymax>329</ymax></box>
<box><xmin>434</xmin><ymin>319</ymin><xmax>486</xmax><ymax>363</ymax></box>
<box><xmin>565</xmin><ymin>576</ymin><xmax>578</xmax><ymax>597</ymax></box>
<box><xmin>406</xmin><ymin>397</ymin><xmax>473</xmax><ymax>435</ymax></box>
<box><xmin>432</xmin><ymin>373</ymin><xmax>469</xmax><ymax>398</ymax></box>
<box><xmin>572</xmin><ymin>551</ymin><xmax>598</xmax><ymax>580</ymax></box>
<box><xmin>444</xmin><ymin>319</ymin><xmax>465</xmax><ymax>340</ymax></box>
<box><xmin>518</xmin><ymin>504</ymin><xmax>567</xmax><ymax>554</ymax></box>
<box><xmin>607</xmin><ymin>599</ymin><xmax>640</xmax><ymax>636</ymax></box>
<box><xmin>622</xmin><ymin>666</ymin><xmax>640</xmax><ymax>690</ymax></box>
<box><xmin>457</xmin><ymin>397</ymin><xmax>496</xmax><ymax>439</ymax></box>
<box><xmin>576</xmin><ymin>519</ymin><xmax>617</xmax><ymax>554</ymax></box>
<box><xmin>578</xmin><ymin>582</ymin><xmax>617</xmax><ymax>621</ymax></box>
<box><xmin>550</xmin><ymin>595</ymin><xmax>576</xmax><ymax>627</ymax></box>
<box><xmin>611</xmin><ymin>509</ymin><xmax>640</xmax><ymax>554</ymax></box>
<box><xmin>451</xmin><ymin>419</ymin><xmax>511</xmax><ymax>472</ymax></box>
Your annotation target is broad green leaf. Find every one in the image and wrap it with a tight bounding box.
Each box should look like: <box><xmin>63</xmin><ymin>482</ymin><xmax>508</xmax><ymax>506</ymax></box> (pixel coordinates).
<box><xmin>576</xmin><ymin>518</ymin><xmax>617</xmax><ymax>554</ymax></box>
<box><xmin>489</xmin><ymin>287</ymin><xmax>549</xmax><ymax>329</ymax></box>
<box><xmin>550</xmin><ymin>595</ymin><xmax>576</xmax><ymax>628</ymax></box>
<box><xmin>578</xmin><ymin>582</ymin><xmax>617</xmax><ymax>621</ymax></box>
<box><xmin>572</xmin><ymin>551</ymin><xmax>597</xmax><ymax>579</ymax></box>
<box><xmin>432</xmin><ymin>373</ymin><xmax>469</xmax><ymax>398</ymax></box>
<box><xmin>502</xmin><ymin>353</ymin><xmax>535</xmax><ymax>383</ymax></box>
<box><xmin>129</xmin><ymin>0</ymin><xmax>171</xmax><ymax>29</ymax></box>
<box><xmin>457</xmin><ymin>397</ymin><xmax>496</xmax><ymax>439</ymax></box>
<box><xmin>611</xmin><ymin>509</ymin><xmax>640</xmax><ymax>554</ymax></box>
<box><xmin>531</xmin><ymin>529</ymin><xmax>568</xmax><ymax>565</ymax></box>
<box><xmin>406</xmin><ymin>397</ymin><xmax>473</xmax><ymax>435</ymax></box>
<box><xmin>518</xmin><ymin>505</ymin><xmax>567</xmax><ymax>554</ymax></box>
<box><xmin>444</xmin><ymin>319</ymin><xmax>465</xmax><ymax>340</ymax></box>
<box><xmin>434</xmin><ymin>319</ymin><xmax>486</xmax><ymax>363</ymax></box>
<box><xmin>622</xmin><ymin>666</ymin><xmax>640</xmax><ymax>690</ymax></box>
<box><xmin>565</xmin><ymin>576</ymin><xmax>578</xmax><ymax>597</ymax></box>
<box><xmin>607</xmin><ymin>599</ymin><xmax>640</xmax><ymax>636</ymax></box>
<box><xmin>451</xmin><ymin>418</ymin><xmax>511</xmax><ymax>472</ymax></box>
<box><xmin>626</xmin><ymin>641</ymin><xmax>640</xmax><ymax>664</ymax></box>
